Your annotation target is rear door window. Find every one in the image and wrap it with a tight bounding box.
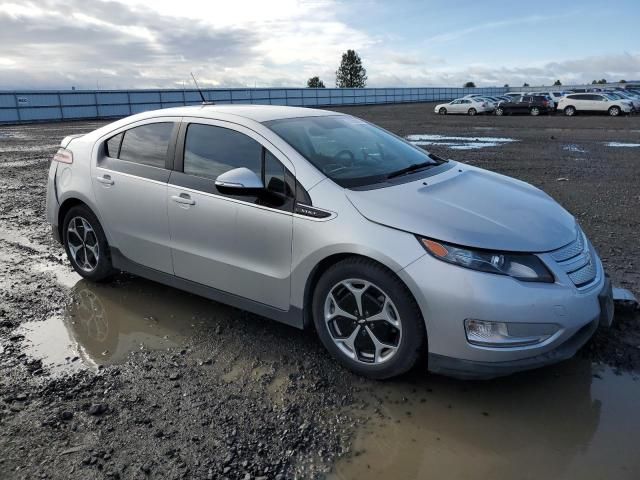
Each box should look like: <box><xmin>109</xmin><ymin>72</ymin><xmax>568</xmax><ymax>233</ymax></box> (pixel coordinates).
<box><xmin>118</xmin><ymin>123</ymin><xmax>174</xmax><ymax>168</ymax></box>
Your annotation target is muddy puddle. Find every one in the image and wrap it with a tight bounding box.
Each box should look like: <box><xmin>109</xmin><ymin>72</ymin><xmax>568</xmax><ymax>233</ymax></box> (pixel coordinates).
<box><xmin>18</xmin><ymin>276</ymin><xmax>230</xmax><ymax>374</ymax></box>
<box><xmin>330</xmin><ymin>360</ymin><xmax>640</xmax><ymax>479</ymax></box>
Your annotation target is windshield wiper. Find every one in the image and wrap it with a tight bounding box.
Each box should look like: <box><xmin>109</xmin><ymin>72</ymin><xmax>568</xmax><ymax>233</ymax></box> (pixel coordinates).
<box><xmin>386</xmin><ymin>161</ymin><xmax>435</xmax><ymax>179</ymax></box>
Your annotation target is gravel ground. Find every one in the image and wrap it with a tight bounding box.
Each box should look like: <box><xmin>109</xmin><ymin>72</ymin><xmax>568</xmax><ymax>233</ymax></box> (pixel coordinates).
<box><xmin>1</xmin><ymin>104</ymin><xmax>639</xmax><ymax>479</ymax></box>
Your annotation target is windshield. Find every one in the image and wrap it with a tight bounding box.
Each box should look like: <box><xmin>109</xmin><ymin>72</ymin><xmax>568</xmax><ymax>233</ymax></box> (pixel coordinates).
<box><xmin>264</xmin><ymin>115</ymin><xmax>443</xmax><ymax>188</ymax></box>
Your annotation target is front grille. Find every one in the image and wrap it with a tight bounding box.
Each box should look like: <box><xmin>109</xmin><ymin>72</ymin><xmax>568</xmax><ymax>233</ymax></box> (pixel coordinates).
<box><xmin>550</xmin><ymin>228</ymin><xmax>597</xmax><ymax>288</ymax></box>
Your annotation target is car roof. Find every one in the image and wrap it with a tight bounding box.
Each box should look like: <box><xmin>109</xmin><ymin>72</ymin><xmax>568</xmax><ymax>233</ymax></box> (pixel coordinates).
<box><xmin>136</xmin><ymin>104</ymin><xmax>340</xmax><ymax>123</ymax></box>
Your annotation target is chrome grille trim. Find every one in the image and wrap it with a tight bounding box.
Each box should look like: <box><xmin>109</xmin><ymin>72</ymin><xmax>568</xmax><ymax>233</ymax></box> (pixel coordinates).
<box><xmin>551</xmin><ymin>230</ymin><xmax>585</xmax><ymax>262</ymax></box>
<box><xmin>567</xmin><ymin>261</ymin><xmax>597</xmax><ymax>287</ymax></box>
<box><xmin>550</xmin><ymin>227</ymin><xmax>597</xmax><ymax>288</ymax></box>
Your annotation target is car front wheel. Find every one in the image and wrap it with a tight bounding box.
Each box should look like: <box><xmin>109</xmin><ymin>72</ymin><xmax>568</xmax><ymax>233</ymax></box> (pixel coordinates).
<box><xmin>312</xmin><ymin>258</ymin><xmax>426</xmax><ymax>379</ymax></box>
<box><xmin>467</xmin><ymin>108</ymin><xmax>477</xmax><ymax>116</ymax></box>
<box><xmin>439</xmin><ymin>107</ymin><xmax>447</xmax><ymax>115</ymax></box>
<box><xmin>564</xmin><ymin>106</ymin><xmax>576</xmax><ymax>116</ymax></box>
<box><xmin>608</xmin><ymin>106</ymin><xmax>620</xmax><ymax>116</ymax></box>
<box><xmin>495</xmin><ymin>107</ymin><xmax>504</xmax><ymax>116</ymax></box>
<box><xmin>63</xmin><ymin>205</ymin><xmax>114</xmax><ymax>282</ymax></box>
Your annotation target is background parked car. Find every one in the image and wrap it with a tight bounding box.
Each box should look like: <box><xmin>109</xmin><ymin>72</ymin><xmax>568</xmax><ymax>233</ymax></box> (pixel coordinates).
<box><xmin>557</xmin><ymin>93</ymin><xmax>633</xmax><ymax>116</ymax></box>
<box><xmin>606</xmin><ymin>91</ymin><xmax>640</xmax><ymax>111</ymax></box>
<box><xmin>495</xmin><ymin>95</ymin><xmax>553</xmax><ymax>116</ymax></box>
<box><xmin>526</xmin><ymin>92</ymin><xmax>556</xmax><ymax>110</ymax></box>
<box><xmin>434</xmin><ymin>97</ymin><xmax>493</xmax><ymax>115</ymax></box>
<box><xmin>503</xmin><ymin>92</ymin><xmax>522</xmax><ymax>100</ymax></box>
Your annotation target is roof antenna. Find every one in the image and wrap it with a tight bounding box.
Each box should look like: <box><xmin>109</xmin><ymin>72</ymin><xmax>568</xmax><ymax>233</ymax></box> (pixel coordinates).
<box><xmin>190</xmin><ymin>72</ymin><xmax>214</xmax><ymax>105</ymax></box>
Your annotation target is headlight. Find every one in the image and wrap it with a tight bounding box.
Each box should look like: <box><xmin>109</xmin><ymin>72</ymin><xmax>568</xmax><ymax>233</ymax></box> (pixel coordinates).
<box><xmin>418</xmin><ymin>237</ymin><xmax>554</xmax><ymax>283</ymax></box>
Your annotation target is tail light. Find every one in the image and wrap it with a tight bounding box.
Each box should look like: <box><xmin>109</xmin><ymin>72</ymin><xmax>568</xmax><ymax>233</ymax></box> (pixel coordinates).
<box><xmin>53</xmin><ymin>147</ymin><xmax>73</xmax><ymax>164</ymax></box>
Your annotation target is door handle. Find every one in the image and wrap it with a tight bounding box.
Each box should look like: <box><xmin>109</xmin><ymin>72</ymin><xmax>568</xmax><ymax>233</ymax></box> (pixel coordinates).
<box><xmin>171</xmin><ymin>193</ymin><xmax>195</xmax><ymax>206</ymax></box>
<box><xmin>96</xmin><ymin>174</ymin><xmax>114</xmax><ymax>186</ymax></box>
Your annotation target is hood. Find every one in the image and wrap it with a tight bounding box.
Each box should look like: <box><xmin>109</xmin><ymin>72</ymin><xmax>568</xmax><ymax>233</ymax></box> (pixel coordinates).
<box><xmin>346</xmin><ymin>164</ymin><xmax>576</xmax><ymax>252</ymax></box>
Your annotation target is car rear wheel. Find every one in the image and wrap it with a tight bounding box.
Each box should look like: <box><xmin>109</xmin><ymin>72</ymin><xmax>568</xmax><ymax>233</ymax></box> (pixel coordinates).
<box><xmin>63</xmin><ymin>205</ymin><xmax>114</xmax><ymax>282</ymax></box>
<box><xmin>564</xmin><ymin>106</ymin><xmax>576</xmax><ymax>116</ymax></box>
<box><xmin>530</xmin><ymin>107</ymin><xmax>540</xmax><ymax>116</ymax></box>
<box><xmin>312</xmin><ymin>258</ymin><xmax>426</xmax><ymax>379</ymax></box>
<box><xmin>608</xmin><ymin>106</ymin><xmax>620</xmax><ymax>116</ymax></box>
<box><xmin>439</xmin><ymin>107</ymin><xmax>447</xmax><ymax>115</ymax></box>
<box><xmin>467</xmin><ymin>108</ymin><xmax>477</xmax><ymax>116</ymax></box>
<box><xmin>495</xmin><ymin>107</ymin><xmax>504</xmax><ymax>116</ymax></box>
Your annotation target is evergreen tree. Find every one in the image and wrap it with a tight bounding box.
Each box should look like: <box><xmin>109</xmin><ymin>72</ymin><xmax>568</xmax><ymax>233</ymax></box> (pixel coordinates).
<box><xmin>336</xmin><ymin>50</ymin><xmax>367</xmax><ymax>88</ymax></box>
<box><xmin>307</xmin><ymin>76</ymin><xmax>326</xmax><ymax>88</ymax></box>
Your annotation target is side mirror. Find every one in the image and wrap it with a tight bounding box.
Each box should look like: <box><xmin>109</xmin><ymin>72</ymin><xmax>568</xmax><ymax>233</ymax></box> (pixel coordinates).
<box><xmin>215</xmin><ymin>167</ymin><xmax>264</xmax><ymax>195</ymax></box>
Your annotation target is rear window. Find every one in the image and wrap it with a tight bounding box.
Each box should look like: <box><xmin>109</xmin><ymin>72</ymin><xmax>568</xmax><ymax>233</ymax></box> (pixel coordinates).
<box><xmin>118</xmin><ymin>123</ymin><xmax>174</xmax><ymax>168</ymax></box>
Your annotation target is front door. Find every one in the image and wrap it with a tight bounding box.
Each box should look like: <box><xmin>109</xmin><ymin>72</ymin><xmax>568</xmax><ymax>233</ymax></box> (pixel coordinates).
<box><xmin>167</xmin><ymin>121</ymin><xmax>295</xmax><ymax>310</ymax></box>
<box><xmin>92</xmin><ymin>120</ymin><xmax>178</xmax><ymax>274</ymax></box>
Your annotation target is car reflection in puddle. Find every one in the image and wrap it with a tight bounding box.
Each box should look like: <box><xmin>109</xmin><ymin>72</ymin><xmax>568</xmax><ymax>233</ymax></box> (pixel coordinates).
<box><xmin>330</xmin><ymin>359</ymin><xmax>640</xmax><ymax>479</ymax></box>
<box><xmin>19</xmin><ymin>276</ymin><xmax>228</xmax><ymax>373</ymax></box>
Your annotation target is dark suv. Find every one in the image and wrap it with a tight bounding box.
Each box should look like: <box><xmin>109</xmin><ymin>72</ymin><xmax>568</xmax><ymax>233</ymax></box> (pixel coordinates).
<box><xmin>495</xmin><ymin>95</ymin><xmax>553</xmax><ymax>116</ymax></box>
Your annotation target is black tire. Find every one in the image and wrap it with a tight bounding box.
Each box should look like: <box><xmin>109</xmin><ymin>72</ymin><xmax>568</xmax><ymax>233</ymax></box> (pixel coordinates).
<box><xmin>530</xmin><ymin>106</ymin><xmax>540</xmax><ymax>116</ymax></box>
<box><xmin>608</xmin><ymin>106</ymin><xmax>620</xmax><ymax>116</ymax></box>
<box><xmin>467</xmin><ymin>108</ymin><xmax>477</xmax><ymax>116</ymax></box>
<box><xmin>495</xmin><ymin>107</ymin><xmax>504</xmax><ymax>116</ymax></box>
<box><xmin>312</xmin><ymin>257</ymin><xmax>426</xmax><ymax>379</ymax></box>
<box><xmin>62</xmin><ymin>205</ymin><xmax>114</xmax><ymax>282</ymax></box>
<box><xmin>564</xmin><ymin>106</ymin><xmax>576</xmax><ymax>116</ymax></box>
<box><xmin>439</xmin><ymin>107</ymin><xmax>447</xmax><ymax>115</ymax></box>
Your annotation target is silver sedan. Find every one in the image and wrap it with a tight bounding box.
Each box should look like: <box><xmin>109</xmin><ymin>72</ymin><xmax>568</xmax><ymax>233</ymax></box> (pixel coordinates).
<box><xmin>434</xmin><ymin>97</ymin><xmax>494</xmax><ymax>115</ymax></box>
<box><xmin>46</xmin><ymin>105</ymin><xmax>613</xmax><ymax>379</ymax></box>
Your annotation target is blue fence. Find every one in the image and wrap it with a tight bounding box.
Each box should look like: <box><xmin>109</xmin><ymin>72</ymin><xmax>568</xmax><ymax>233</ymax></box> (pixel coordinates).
<box><xmin>0</xmin><ymin>87</ymin><xmax>508</xmax><ymax>124</ymax></box>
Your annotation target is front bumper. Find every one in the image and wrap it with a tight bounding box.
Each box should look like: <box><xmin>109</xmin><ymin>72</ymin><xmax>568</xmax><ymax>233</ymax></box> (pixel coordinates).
<box><xmin>398</xmin><ymin>246</ymin><xmax>609</xmax><ymax>379</ymax></box>
<box><xmin>428</xmin><ymin>314</ymin><xmax>598</xmax><ymax>379</ymax></box>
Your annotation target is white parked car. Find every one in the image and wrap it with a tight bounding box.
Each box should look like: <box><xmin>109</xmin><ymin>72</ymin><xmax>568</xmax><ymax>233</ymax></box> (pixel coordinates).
<box><xmin>557</xmin><ymin>93</ymin><xmax>633</xmax><ymax>116</ymax></box>
<box><xmin>435</xmin><ymin>98</ymin><xmax>493</xmax><ymax>115</ymax></box>
<box><xmin>606</xmin><ymin>91</ymin><xmax>640</xmax><ymax>111</ymax></box>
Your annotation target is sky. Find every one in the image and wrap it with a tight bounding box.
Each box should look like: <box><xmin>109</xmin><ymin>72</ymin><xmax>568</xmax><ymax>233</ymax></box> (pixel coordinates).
<box><xmin>0</xmin><ymin>0</ymin><xmax>639</xmax><ymax>90</ymax></box>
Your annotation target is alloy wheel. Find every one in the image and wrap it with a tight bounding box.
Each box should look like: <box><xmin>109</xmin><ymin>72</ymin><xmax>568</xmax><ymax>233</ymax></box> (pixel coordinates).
<box><xmin>495</xmin><ymin>108</ymin><xmax>504</xmax><ymax>116</ymax></box>
<box><xmin>609</xmin><ymin>107</ymin><xmax>620</xmax><ymax>116</ymax></box>
<box><xmin>530</xmin><ymin>107</ymin><xmax>540</xmax><ymax>116</ymax></box>
<box><xmin>468</xmin><ymin>108</ymin><xmax>476</xmax><ymax>116</ymax></box>
<box><xmin>67</xmin><ymin>216</ymin><xmax>100</xmax><ymax>272</ymax></box>
<box><xmin>323</xmin><ymin>279</ymin><xmax>402</xmax><ymax>365</ymax></box>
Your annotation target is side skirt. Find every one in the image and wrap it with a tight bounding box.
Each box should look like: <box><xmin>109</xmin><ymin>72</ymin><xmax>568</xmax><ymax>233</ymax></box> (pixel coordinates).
<box><xmin>110</xmin><ymin>248</ymin><xmax>304</xmax><ymax>330</ymax></box>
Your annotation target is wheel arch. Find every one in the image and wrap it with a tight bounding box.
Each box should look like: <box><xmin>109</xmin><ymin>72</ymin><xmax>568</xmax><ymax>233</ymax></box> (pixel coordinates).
<box><xmin>57</xmin><ymin>197</ymin><xmax>107</xmax><ymax>245</ymax></box>
<box><xmin>301</xmin><ymin>252</ymin><xmax>422</xmax><ymax>331</ymax></box>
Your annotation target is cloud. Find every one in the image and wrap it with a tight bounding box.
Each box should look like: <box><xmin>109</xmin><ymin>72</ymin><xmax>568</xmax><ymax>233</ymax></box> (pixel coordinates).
<box><xmin>0</xmin><ymin>1</ymin><xmax>637</xmax><ymax>90</ymax></box>
<box><xmin>0</xmin><ymin>0</ymin><xmax>376</xmax><ymax>89</ymax></box>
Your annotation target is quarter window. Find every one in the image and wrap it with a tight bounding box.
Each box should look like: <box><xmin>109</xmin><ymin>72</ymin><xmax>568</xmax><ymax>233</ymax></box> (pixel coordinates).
<box><xmin>105</xmin><ymin>132</ymin><xmax>123</xmax><ymax>158</ymax></box>
<box><xmin>118</xmin><ymin>123</ymin><xmax>174</xmax><ymax>168</ymax></box>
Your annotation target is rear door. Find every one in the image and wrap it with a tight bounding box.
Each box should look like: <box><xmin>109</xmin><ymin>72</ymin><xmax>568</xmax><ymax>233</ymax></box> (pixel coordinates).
<box><xmin>167</xmin><ymin>120</ymin><xmax>296</xmax><ymax>310</ymax></box>
<box><xmin>92</xmin><ymin>119</ymin><xmax>179</xmax><ymax>273</ymax></box>
<box><xmin>572</xmin><ymin>94</ymin><xmax>589</xmax><ymax>111</ymax></box>
<box><xmin>517</xmin><ymin>96</ymin><xmax>531</xmax><ymax>114</ymax></box>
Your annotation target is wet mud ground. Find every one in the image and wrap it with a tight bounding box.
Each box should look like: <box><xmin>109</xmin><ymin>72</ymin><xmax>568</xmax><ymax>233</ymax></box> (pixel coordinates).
<box><xmin>1</xmin><ymin>104</ymin><xmax>639</xmax><ymax>479</ymax></box>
